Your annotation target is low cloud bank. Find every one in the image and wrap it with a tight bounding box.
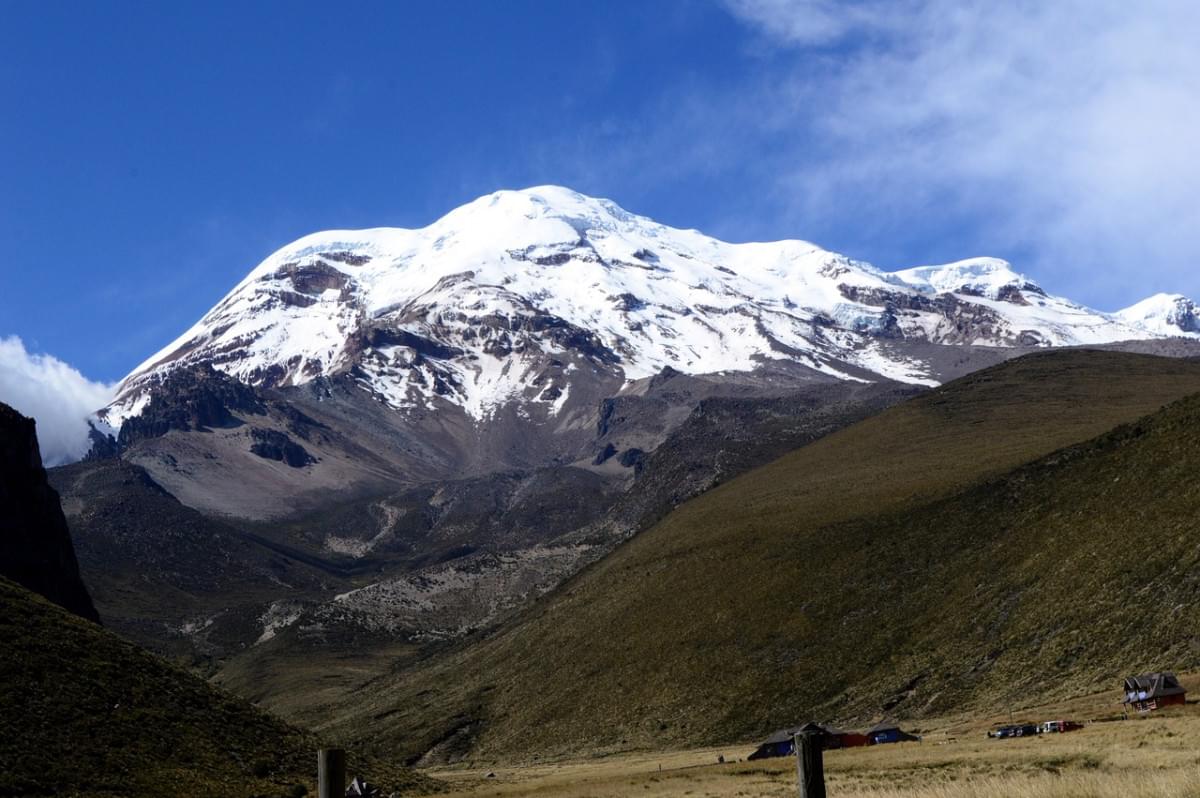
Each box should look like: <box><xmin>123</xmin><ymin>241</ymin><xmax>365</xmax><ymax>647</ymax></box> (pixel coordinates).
<box><xmin>0</xmin><ymin>336</ymin><xmax>115</xmax><ymax>466</ymax></box>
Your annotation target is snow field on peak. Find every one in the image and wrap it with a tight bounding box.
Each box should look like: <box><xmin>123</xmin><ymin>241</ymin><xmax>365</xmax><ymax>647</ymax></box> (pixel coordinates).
<box><xmin>1113</xmin><ymin>293</ymin><xmax>1199</xmax><ymax>336</ymax></box>
<box><xmin>106</xmin><ymin>186</ymin><xmax>1200</xmax><ymax>426</ymax></box>
<box><xmin>894</xmin><ymin>258</ymin><xmax>1028</xmax><ymax>297</ymax></box>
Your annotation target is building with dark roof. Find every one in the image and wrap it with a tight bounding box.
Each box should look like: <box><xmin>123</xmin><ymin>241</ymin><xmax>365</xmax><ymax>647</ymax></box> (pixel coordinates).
<box><xmin>866</xmin><ymin>721</ymin><xmax>920</xmax><ymax>745</ymax></box>
<box><xmin>748</xmin><ymin>727</ymin><xmax>801</xmax><ymax>760</ymax></box>
<box><xmin>747</xmin><ymin>722</ymin><xmax>870</xmax><ymax>759</ymax></box>
<box><xmin>1123</xmin><ymin>672</ymin><xmax>1186</xmax><ymax>712</ymax></box>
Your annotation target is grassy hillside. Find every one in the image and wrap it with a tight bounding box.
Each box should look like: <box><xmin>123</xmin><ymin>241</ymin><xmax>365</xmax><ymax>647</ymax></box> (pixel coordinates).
<box><xmin>0</xmin><ymin>577</ymin><xmax>435</xmax><ymax>797</ymax></box>
<box><xmin>320</xmin><ymin>350</ymin><xmax>1200</xmax><ymax>762</ymax></box>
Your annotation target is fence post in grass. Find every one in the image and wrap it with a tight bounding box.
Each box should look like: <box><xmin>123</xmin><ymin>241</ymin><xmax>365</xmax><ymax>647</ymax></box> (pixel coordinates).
<box><xmin>794</xmin><ymin>731</ymin><xmax>826</xmax><ymax>798</ymax></box>
<box><xmin>318</xmin><ymin>748</ymin><xmax>346</xmax><ymax>798</ymax></box>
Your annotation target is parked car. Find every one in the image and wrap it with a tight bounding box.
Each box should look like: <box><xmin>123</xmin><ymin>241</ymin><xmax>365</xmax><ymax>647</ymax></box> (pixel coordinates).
<box><xmin>988</xmin><ymin>723</ymin><xmax>1040</xmax><ymax>739</ymax></box>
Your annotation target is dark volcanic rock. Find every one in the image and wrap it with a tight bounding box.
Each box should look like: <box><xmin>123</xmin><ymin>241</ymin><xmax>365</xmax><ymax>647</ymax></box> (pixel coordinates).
<box><xmin>617</xmin><ymin>447</ymin><xmax>645</xmax><ymax>471</ymax></box>
<box><xmin>272</xmin><ymin>259</ymin><xmax>350</xmax><ymax>294</ymax></box>
<box><xmin>836</xmin><ymin>283</ymin><xmax>1012</xmax><ymax>344</ymax></box>
<box><xmin>321</xmin><ymin>250</ymin><xmax>372</xmax><ymax>266</ymax></box>
<box><xmin>613</xmin><ymin>293</ymin><xmax>647</xmax><ymax>312</ymax></box>
<box><xmin>593</xmin><ymin>442</ymin><xmax>618</xmax><ymax>465</ymax></box>
<box><xmin>0</xmin><ymin>403</ymin><xmax>99</xmax><ymax>622</ymax></box>
<box><xmin>361</xmin><ymin>327</ymin><xmax>463</xmax><ymax>360</ymax></box>
<box><xmin>250</xmin><ymin>429</ymin><xmax>316</xmax><ymax>467</ymax></box>
<box><xmin>83</xmin><ymin>423</ymin><xmax>119</xmax><ymax>461</ymax></box>
<box><xmin>118</xmin><ymin>364</ymin><xmax>266</xmax><ymax>447</ymax></box>
<box><xmin>995</xmin><ymin>284</ymin><xmax>1031</xmax><ymax>305</ymax></box>
<box><xmin>521</xmin><ymin>311</ymin><xmax>620</xmax><ymax>365</ymax></box>
<box><xmin>596</xmin><ymin>398</ymin><xmax>620</xmax><ymax>436</ymax></box>
<box><xmin>648</xmin><ymin>366</ymin><xmax>681</xmax><ymax>390</ymax></box>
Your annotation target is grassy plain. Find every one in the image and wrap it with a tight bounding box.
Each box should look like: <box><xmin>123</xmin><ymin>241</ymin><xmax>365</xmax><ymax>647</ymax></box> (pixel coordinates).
<box><xmin>427</xmin><ymin>681</ymin><xmax>1200</xmax><ymax>798</ymax></box>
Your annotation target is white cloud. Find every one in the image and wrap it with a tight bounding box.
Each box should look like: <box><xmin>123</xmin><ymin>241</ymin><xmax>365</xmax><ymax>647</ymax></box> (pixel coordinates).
<box><xmin>0</xmin><ymin>336</ymin><xmax>115</xmax><ymax>466</ymax></box>
<box><xmin>723</xmin><ymin>0</ymin><xmax>917</xmax><ymax>45</ymax></box>
<box><xmin>704</xmin><ymin>1</ymin><xmax>1200</xmax><ymax>308</ymax></box>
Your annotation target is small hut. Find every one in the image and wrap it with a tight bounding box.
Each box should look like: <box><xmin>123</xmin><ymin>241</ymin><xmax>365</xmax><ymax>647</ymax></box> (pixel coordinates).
<box><xmin>867</xmin><ymin>721</ymin><xmax>920</xmax><ymax>745</ymax></box>
<box><xmin>1123</xmin><ymin>673</ymin><xmax>1187</xmax><ymax>712</ymax></box>
<box><xmin>747</xmin><ymin>727</ymin><xmax>800</xmax><ymax>760</ymax></box>
<box><xmin>810</xmin><ymin>723</ymin><xmax>870</xmax><ymax>750</ymax></box>
<box><xmin>748</xmin><ymin>722</ymin><xmax>870</xmax><ymax>759</ymax></box>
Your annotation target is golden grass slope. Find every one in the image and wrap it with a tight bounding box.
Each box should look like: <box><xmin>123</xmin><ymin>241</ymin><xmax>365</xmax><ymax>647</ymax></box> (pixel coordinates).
<box><xmin>323</xmin><ymin>350</ymin><xmax>1200</xmax><ymax>762</ymax></box>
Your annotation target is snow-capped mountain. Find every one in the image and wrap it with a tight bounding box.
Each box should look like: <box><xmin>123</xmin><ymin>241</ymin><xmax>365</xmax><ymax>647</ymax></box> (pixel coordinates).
<box><xmin>71</xmin><ymin>187</ymin><xmax>1200</xmax><ymax>668</ymax></box>
<box><xmin>102</xmin><ymin>186</ymin><xmax>1199</xmax><ymax>427</ymax></box>
<box><xmin>1113</xmin><ymin>293</ymin><xmax>1200</xmax><ymax>336</ymax></box>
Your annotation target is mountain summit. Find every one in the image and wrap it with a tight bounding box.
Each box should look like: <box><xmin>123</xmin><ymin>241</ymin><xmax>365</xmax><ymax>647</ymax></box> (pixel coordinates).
<box><xmin>103</xmin><ymin>186</ymin><xmax>1197</xmax><ymax>427</ymax></box>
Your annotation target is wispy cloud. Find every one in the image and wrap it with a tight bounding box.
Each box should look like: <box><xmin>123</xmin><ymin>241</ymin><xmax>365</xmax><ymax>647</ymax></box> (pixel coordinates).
<box><xmin>724</xmin><ymin>0</ymin><xmax>918</xmax><ymax>45</ymax></box>
<box><xmin>543</xmin><ymin>2</ymin><xmax>1200</xmax><ymax>308</ymax></box>
<box><xmin>713</xmin><ymin>0</ymin><xmax>1200</xmax><ymax>307</ymax></box>
<box><xmin>0</xmin><ymin>336</ymin><xmax>115</xmax><ymax>466</ymax></box>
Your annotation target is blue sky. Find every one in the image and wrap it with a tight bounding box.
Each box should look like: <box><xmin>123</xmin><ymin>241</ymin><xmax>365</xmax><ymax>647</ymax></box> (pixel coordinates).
<box><xmin>3</xmin><ymin>1</ymin><xmax>1200</xmax><ymax>389</ymax></box>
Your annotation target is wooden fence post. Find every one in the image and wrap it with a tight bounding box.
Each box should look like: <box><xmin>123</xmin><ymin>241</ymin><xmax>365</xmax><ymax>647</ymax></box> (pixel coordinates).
<box><xmin>318</xmin><ymin>748</ymin><xmax>346</xmax><ymax>798</ymax></box>
<box><xmin>794</xmin><ymin>731</ymin><xmax>826</xmax><ymax>798</ymax></box>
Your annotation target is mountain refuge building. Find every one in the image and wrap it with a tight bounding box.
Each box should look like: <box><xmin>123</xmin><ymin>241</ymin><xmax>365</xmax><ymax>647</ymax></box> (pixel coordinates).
<box><xmin>1123</xmin><ymin>672</ymin><xmax>1186</xmax><ymax>712</ymax></box>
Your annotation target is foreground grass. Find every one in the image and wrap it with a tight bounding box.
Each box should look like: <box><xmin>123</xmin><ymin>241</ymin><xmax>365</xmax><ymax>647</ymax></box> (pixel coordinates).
<box><xmin>429</xmin><ymin>704</ymin><xmax>1200</xmax><ymax>798</ymax></box>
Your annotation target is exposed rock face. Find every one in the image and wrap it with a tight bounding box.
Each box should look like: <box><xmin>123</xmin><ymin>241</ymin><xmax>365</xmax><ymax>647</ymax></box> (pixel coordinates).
<box><xmin>617</xmin><ymin>447</ymin><xmax>645</xmax><ymax>471</ymax></box>
<box><xmin>83</xmin><ymin>424</ymin><xmax>119</xmax><ymax>460</ymax></box>
<box><xmin>0</xmin><ymin>403</ymin><xmax>99</xmax><ymax>622</ymax></box>
<box><xmin>249</xmin><ymin>429</ymin><xmax>316</xmax><ymax>467</ymax></box>
<box><xmin>117</xmin><ymin>363</ymin><xmax>266</xmax><ymax>447</ymax></box>
<box><xmin>837</xmin><ymin>283</ymin><xmax>1023</xmax><ymax>344</ymax></box>
<box><xmin>1159</xmin><ymin>296</ymin><xmax>1200</xmax><ymax>332</ymax></box>
<box><xmin>592</xmin><ymin>442</ymin><xmax>617</xmax><ymax>465</ymax></box>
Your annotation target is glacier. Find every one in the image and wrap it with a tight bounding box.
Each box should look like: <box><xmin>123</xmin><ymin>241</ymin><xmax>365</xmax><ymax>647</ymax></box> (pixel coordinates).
<box><xmin>101</xmin><ymin>186</ymin><xmax>1200</xmax><ymax>427</ymax></box>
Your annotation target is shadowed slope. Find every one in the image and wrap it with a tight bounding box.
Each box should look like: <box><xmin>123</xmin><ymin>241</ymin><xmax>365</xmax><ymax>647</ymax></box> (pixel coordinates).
<box><xmin>49</xmin><ymin>457</ymin><xmax>334</xmax><ymax>662</ymax></box>
<box><xmin>0</xmin><ymin>403</ymin><xmax>98</xmax><ymax>622</ymax></box>
<box><xmin>322</xmin><ymin>350</ymin><xmax>1200</xmax><ymax>762</ymax></box>
<box><xmin>0</xmin><ymin>577</ymin><xmax>437</xmax><ymax>797</ymax></box>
